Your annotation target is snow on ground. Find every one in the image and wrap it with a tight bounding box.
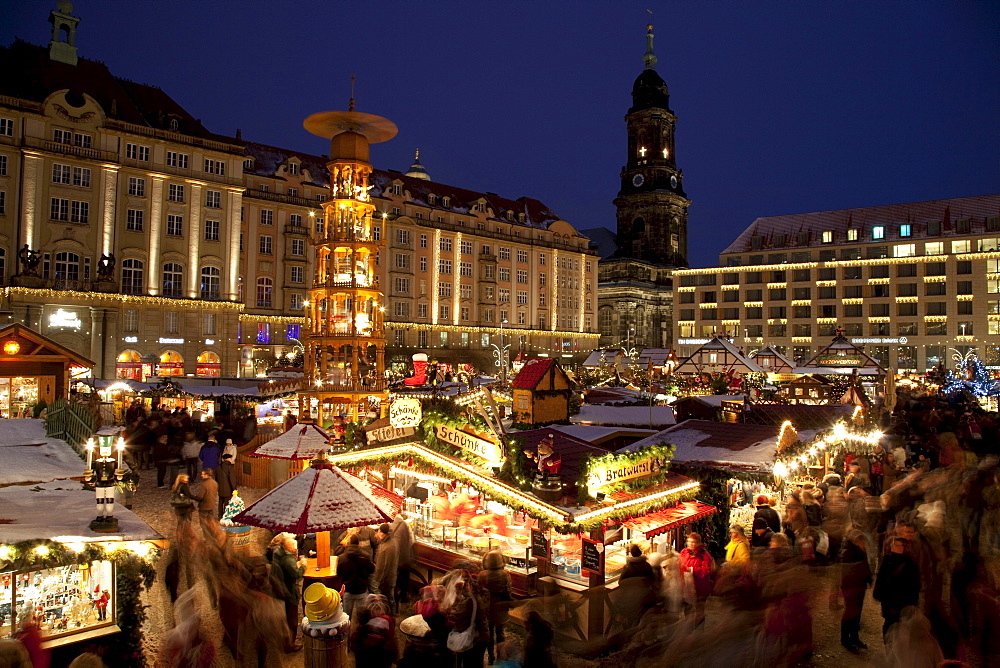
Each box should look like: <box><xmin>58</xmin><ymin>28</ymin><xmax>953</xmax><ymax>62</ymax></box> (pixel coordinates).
<box><xmin>0</xmin><ymin>479</ymin><xmax>161</xmax><ymax>543</ymax></box>
<box><xmin>0</xmin><ymin>419</ymin><xmax>86</xmax><ymax>485</ymax></box>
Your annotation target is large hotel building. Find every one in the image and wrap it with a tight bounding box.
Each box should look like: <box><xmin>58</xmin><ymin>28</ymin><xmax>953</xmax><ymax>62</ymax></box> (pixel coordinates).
<box><xmin>0</xmin><ymin>6</ymin><xmax>597</xmax><ymax>380</ymax></box>
<box><xmin>672</xmin><ymin>195</ymin><xmax>1000</xmax><ymax>371</ymax></box>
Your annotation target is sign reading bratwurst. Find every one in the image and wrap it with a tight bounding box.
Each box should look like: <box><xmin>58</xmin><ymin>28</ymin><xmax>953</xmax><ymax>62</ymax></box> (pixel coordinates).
<box><xmin>435</xmin><ymin>424</ymin><xmax>503</xmax><ymax>465</ymax></box>
<box><xmin>587</xmin><ymin>455</ymin><xmax>663</xmax><ymax>491</ymax></box>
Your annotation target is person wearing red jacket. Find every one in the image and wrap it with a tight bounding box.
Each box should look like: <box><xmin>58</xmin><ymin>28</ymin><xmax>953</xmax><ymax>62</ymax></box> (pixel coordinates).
<box><xmin>678</xmin><ymin>532</ymin><xmax>715</xmax><ymax>627</ymax></box>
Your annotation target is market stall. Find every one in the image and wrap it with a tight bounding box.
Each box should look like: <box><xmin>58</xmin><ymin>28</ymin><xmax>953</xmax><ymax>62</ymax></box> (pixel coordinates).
<box><xmin>0</xmin><ymin>324</ymin><xmax>95</xmax><ymax>419</ymax></box>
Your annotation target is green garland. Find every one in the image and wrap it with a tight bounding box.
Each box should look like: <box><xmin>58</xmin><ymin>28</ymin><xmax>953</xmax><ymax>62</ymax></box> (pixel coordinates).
<box><xmin>576</xmin><ymin>442</ymin><xmax>677</xmax><ymax>502</ymax></box>
<box><xmin>497</xmin><ymin>435</ymin><xmax>532</xmax><ymax>490</ymax></box>
<box><xmin>0</xmin><ymin>539</ymin><xmax>157</xmax><ymax>667</ymax></box>
<box><xmin>418</xmin><ymin>400</ymin><xmax>492</xmax><ymax>465</ymax></box>
<box><xmin>562</xmin><ymin>483</ymin><xmax>699</xmax><ymax>534</ymax></box>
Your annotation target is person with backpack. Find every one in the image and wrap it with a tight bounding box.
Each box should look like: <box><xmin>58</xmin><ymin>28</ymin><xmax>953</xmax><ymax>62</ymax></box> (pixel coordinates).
<box><xmin>336</xmin><ymin>534</ymin><xmax>375</xmax><ymax>618</ymax></box>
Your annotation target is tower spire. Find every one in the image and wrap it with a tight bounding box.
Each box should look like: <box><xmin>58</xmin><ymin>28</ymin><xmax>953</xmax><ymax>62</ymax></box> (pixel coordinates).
<box><xmin>643</xmin><ymin>10</ymin><xmax>657</xmax><ymax>70</ymax></box>
<box><xmin>349</xmin><ymin>73</ymin><xmax>356</xmax><ymax>111</ymax></box>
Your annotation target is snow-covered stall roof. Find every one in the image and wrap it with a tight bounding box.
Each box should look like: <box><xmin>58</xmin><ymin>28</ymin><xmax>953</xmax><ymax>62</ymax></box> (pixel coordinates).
<box><xmin>0</xmin><ymin>419</ymin><xmax>85</xmax><ymax>486</ymax></box>
<box><xmin>252</xmin><ymin>423</ymin><xmax>330</xmax><ymax>460</ymax></box>
<box><xmin>549</xmin><ymin>424</ymin><xmax>658</xmax><ymax>444</ymax></box>
<box><xmin>234</xmin><ymin>460</ymin><xmax>392</xmax><ymax>533</ymax></box>
<box><xmin>571</xmin><ymin>405</ymin><xmax>676</xmax><ymax>428</ymax></box>
<box><xmin>672</xmin><ymin>394</ymin><xmax>747</xmax><ymax>408</ymax></box>
<box><xmin>620</xmin><ymin>419</ymin><xmax>782</xmax><ymax>471</ymax></box>
<box><xmin>0</xmin><ymin>480</ymin><xmax>162</xmax><ymax>543</ymax></box>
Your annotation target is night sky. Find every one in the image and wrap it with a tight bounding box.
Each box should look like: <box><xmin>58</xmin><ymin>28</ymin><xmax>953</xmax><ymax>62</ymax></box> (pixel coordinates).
<box><xmin>3</xmin><ymin>1</ymin><xmax>998</xmax><ymax>268</ymax></box>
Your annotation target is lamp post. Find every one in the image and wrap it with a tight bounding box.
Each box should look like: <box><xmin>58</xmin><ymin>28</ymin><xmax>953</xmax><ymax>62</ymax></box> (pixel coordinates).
<box><xmin>500</xmin><ymin>318</ymin><xmax>509</xmax><ymax>387</ymax></box>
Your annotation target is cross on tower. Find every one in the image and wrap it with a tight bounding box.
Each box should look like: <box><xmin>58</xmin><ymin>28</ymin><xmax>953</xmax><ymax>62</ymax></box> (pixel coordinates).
<box><xmin>638</xmin><ymin>146</ymin><xmax>647</xmax><ymax>157</ymax></box>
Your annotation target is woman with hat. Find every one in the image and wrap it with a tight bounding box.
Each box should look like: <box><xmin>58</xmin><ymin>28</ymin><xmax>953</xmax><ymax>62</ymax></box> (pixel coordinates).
<box><xmin>477</xmin><ymin>550</ymin><xmax>513</xmax><ymax>664</ymax></box>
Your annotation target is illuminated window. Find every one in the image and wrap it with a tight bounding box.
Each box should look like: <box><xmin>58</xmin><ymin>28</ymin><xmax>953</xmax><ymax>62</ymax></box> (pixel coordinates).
<box><xmin>821</xmin><ymin>231</ymin><xmax>833</xmax><ymax>243</ymax></box>
<box><xmin>899</xmin><ymin>224</ymin><xmax>911</xmax><ymax>237</ymax></box>
<box><xmin>872</xmin><ymin>226</ymin><xmax>885</xmax><ymax>240</ymax></box>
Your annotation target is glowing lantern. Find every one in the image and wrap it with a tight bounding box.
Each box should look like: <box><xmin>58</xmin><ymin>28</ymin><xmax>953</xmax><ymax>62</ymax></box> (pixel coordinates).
<box><xmin>2</xmin><ymin>340</ymin><xmax>20</xmax><ymax>355</ymax></box>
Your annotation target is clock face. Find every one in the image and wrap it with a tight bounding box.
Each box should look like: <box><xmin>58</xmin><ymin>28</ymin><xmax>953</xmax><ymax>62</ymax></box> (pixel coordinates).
<box><xmin>670</xmin><ymin>175</ymin><xmax>678</xmax><ymax>189</ymax></box>
<box><xmin>632</xmin><ymin>173</ymin><xmax>645</xmax><ymax>187</ymax></box>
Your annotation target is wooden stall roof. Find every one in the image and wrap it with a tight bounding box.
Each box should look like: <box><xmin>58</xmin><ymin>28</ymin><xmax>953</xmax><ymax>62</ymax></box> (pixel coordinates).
<box><xmin>0</xmin><ymin>323</ymin><xmax>95</xmax><ymax>368</ymax></box>
<box><xmin>622</xmin><ymin>501</ymin><xmax>718</xmax><ymax>539</ymax></box>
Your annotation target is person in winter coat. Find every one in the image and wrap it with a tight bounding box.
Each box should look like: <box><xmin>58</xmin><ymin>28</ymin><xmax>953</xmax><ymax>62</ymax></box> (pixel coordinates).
<box><xmin>181</xmin><ymin>431</ymin><xmax>201</xmax><ymax>480</ymax></box>
<box><xmin>336</xmin><ymin>535</ymin><xmax>375</xmax><ymax>618</ymax></box>
<box><xmin>199</xmin><ymin>436</ymin><xmax>222</xmax><ymax>472</ymax></box>
<box><xmin>222</xmin><ymin>438</ymin><xmax>237</xmax><ymax>462</ymax></box>
<box><xmin>724</xmin><ymin>525</ymin><xmax>751</xmax><ymax>567</ymax></box>
<box><xmin>268</xmin><ymin>533</ymin><xmax>306</xmax><ymax>647</ymax></box>
<box><xmin>351</xmin><ymin>594</ymin><xmax>397</xmax><ymax>668</ymax></box>
<box><xmin>390</xmin><ymin>513</ymin><xmax>416</xmax><ymax>605</ymax></box>
<box><xmin>783</xmin><ymin>494</ymin><xmax>808</xmax><ymax>544</ymax></box>
<box><xmin>373</xmin><ymin>523</ymin><xmax>398</xmax><ymax>611</ymax></box>
<box><xmin>839</xmin><ymin>528</ymin><xmax>873</xmax><ymax>651</ymax></box>
<box><xmin>478</xmin><ymin>550</ymin><xmax>513</xmax><ymax>664</ymax></box>
<box><xmin>753</xmin><ymin>495</ymin><xmax>781</xmax><ymax>533</ymax></box>
<box><xmin>215</xmin><ymin>453</ymin><xmax>238</xmax><ymax>517</ymax></box>
<box><xmin>523</xmin><ymin>611</ymin><xmax>557</xmax><ymax>668</ymax></box>
<box><xmin>750</xmin><ymin>517</ymin><xmax>775</xmax><ymax>551</ymax></box>
<box><xmin>678</xmin><ymin>532</ymin><xmax>715</xmax><ymax>627</ymax></box>
<box><xmin>442</xmin><ymin>572</ymin><xmax>489</xmax><ymax>668</ymax></box>
<box><xmin>874</xmin><ymin>536</ymin><xmax>921</xmax><ymax>638</ymax></box>
<box><xmin>195</xmin><ymin>468</ymin><xmax>219</xmax><ymax>524</ymax></box>
<box><xmin>170</xmin><ymin>473</ymin><xmax>196</xmax><ymax>522</ymax></box>
<box><xmin>801</xmin><ymin>488</ymin><xmax>823</xmax><ymax>527</ymax></box>
<box><xmin>620</xmin><ymin>544</ymin><xmax>655</xmax><ymax>581</ymax></box>
<box><xmin>153</xmin><ymin>434</ymin><xmax>176</xmax><ymax>488</ymax></box>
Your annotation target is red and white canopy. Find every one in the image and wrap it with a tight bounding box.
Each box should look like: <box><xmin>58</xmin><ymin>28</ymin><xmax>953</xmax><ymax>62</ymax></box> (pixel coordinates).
<box><xmin>252</xmin><ymin>424</ymin><xmax>330</xmax><ymax>460</ymax></box>
<box><xmin>233</xmin><ymin>459</ymin><xmax>392</xmax><ymax>534</ymax></box>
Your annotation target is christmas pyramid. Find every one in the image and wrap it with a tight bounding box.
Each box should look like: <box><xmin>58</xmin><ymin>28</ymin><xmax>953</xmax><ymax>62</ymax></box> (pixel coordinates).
<box><xmin>220</xmin><ymin>491</ymin><xmax>246</xmax><ymax>527</ymax></box>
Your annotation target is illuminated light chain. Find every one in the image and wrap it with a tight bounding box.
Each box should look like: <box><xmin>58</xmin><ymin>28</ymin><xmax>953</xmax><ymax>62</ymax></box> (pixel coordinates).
<box><xmin>239</xmin><ymin>314</ymin><xmax>306</xmax><ymax>324</ymax></box>
<box><xmin>571</xmin><ymin>480</ymin><xmax>701</xmax><ymax>523</ymax></box>
<box><xmin>389</xmin><ymin>466</ymin><xmax>452</xmax><ymax>485</ymax></box>
<box><xmin>3</xmin><ymin>287</ymin><xmax>243</xmax><ymax>310</ymax></box>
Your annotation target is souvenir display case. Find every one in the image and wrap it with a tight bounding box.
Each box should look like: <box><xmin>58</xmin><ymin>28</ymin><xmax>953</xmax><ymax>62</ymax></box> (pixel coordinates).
<box><xmin>0</xmin><ymin>376</ymin><xmax>41</xmax><ymax>419</ymax></box>
<box><xmin>1</xmin><ymin>560</ymin><xmax>114</xmax><ymax>642</ymax></box>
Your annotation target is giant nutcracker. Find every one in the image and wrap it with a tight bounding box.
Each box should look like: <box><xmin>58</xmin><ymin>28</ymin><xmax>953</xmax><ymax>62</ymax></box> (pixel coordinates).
<box><xmin>84</xmin><ymin>427</ymin><xmax>126</xmax><ymax>532</ymax></box>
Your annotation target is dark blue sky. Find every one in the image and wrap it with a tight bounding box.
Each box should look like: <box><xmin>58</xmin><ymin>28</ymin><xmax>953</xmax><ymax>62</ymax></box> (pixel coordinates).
<box><xmin>4</xmin><ymin>1</ymin><xmax>998</xmax><ymax>267</ymax></box>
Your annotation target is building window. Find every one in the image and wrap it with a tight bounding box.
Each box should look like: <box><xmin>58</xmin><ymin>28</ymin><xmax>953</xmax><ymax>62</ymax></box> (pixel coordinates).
<box><xmin>205</xmin><ymin>190</ymin><xmax>221</xmax><ymax>208</ymax></box>
<box><xmin>70</xmin><ymin>200</ymin><xmax>89</xmax><ymax>224</ymax></box>
<box><xmin>49</xmin><ymin>198</ymin><xmax>68</xmax><ymax>221</ymax></box>
<box><xmin>120</xmin><ymin>259</ymin><xmax>144</xmax><ymax>295</ymax></box>
<box><xmin>846</xmin><ymin>228</ymin><xmax>858</xmax><ymax>241</ymax></box>
<box><xmin>126</xmin><ymin>209</ymin><xmax>144</xmax><ymax>232</ymax></box>
<box><xmin>872</xmin><ymin>225</ymin><xmax>885</xmax><ymax>240</ymax></box>
<box><xmin>393</xmin><ymin>277</ymin><xmax>412</xmax><ymax>294</ymax></box>
<box><xmin>314</xmin><ymin>216</ymin><xmax>325</xmax><ymax>235</ymax></box>
<box><xmin>0</xmin><ymin>155</ymin><xmax>6</xmax><ymax>175</ymax></box>
<box><xmin>373</xmin><ymin>226</ymin><xmax>381</xmax><ymax>241</ymax></box>
<box><xmin>165</xmin><ymin>151</ymin><xmax>189</xmax><ymax>169</ymax></box>
<box><xmin>203</xmin><ymin>219</ymin><xmax>220</xmax><ymax>241</ymax></box>
<box><xmin>166</xmin><ymin>214</ymin><xmax>183</xmax><ymax>236</ymax></box>
<box><xmin>128</xmin><ymin>177</ymin><xmax>145</xmax><ymax>197</ymax></box>
<box><xmin>167</xmin><ymin>184</ymin><xmax>184</xmax><ymax>202</ymax></box>
<box><xmin>124</xmin><ymin>309</ymin><xmax>138</xmax><ymax>332</ymax></box>
<box><xmin>517</xmin><ymin>250</ymin><xmax>528</xmax><ymax>263</ymax></box>
<box><xmin>893</xmin><ymin>244</ymin><xmax>915</xmax><ymax>258</ymax></box>
<box><xmin>290</xmin><ymin>293</ymin><xmax>303</xmax><ymax>310</ymax></box>
<box><xmin>821</xmin><ymin>230</ymin><xmax>833</xmax><ymax>243</ymax></box>
<box><xmin>396</xmin><ymin>229</ymin><xmax>411</xmax><ymax>246</ymax></box>
<box><xmin>499</xmin><ymin>247</ymin><xmax>511</xmax><ymax>260</ymax></box>
<box><xmin>288</xmin><ymin>239</ymin><xmax>303</xmax><ymax>256</ymax></box>
<box><xmin>439</xmin><ymin>304</ymin><xmax>451</xmax><ymax>320</ymax></box>
<box><xmin>417</xmin><ymin>303</ymin><xmax>428</xmax><ymax>319</ymax></box>
<box><xmin>259</xmin><ymin>236</ymin><xmax>273</xmax><ymax>255</ymax></box>
<box><xmin>438</xmin><ymin>282</ymin><xmax>452</xmax><ymax>298</ymax></box>
<box><xmin>204</xmin><ymin>158</ymin><xmax>225</xmax><ymax>175</ymax></box>
<box><xmin>125</xmin><ymin>143</ymin><xmax>149</xmax><ymax>161</ymax></box>
<box><xmin>256</xmin><ymin>323</ymin><xmax>271</xmax><ymax>344</ymax></box>
<box><xmin>460</xmin><ymin>284</ymin><xmax>472</xmax><ymax>299</ymax></box>
<box><xmin>256</xmin><ymin>277</ymin><xmax>273</xmax><ymax>308</ymax></box>
<box><xmin>460</xmin><ymin>240</ymin><xmax>473</xmax><ymax>255</ymax></box>
<box><xmin>161</xmin><ymin>262</ymin><xmax>183</xmax><ymax>297</ymax></box>
<box><xmin>439</xmin><ymin>237</ymin><xmax>453</xmax><ymax>252</ymax></box>
<box><xmin>260</xmin><ymin>209</ymin><xmax>274</xmax><ymax>225</ymax></box>
<box><xmin>460</xmin><ymin>262</ymin><xmax>472</xmax><ymax>277</ymax></box>
<box><xmin>899</xmin><ymin>224</ymin><xmax>912</xmax><ymax>237</ymax></box>
<box><xmin>394</xmin><ymin>302</ymin><xmax>410</xmax><ymax>318</ymax></box>
<box><xmin>499</xmin><ymin>267</ymin><xmax>511</xmax><ymax>282</ymax></box>
<box><xmin>291</xmin><ymin>266</ymin><xmax>304</xmax><ymax>283</ymax></box>
<box><xmin>200</xmin><ymin>266</ymin><xmax>221</xmax><ymax>300</ymax></box>
<box><xmin>165</xmin><ymin>312</ymin><xmax>179</xmax><ymax>334</ymax></box>
<box><xmin>0</xmin><ymin>118</ymin><xmax>13</xmax><ymax>136</ymax></box>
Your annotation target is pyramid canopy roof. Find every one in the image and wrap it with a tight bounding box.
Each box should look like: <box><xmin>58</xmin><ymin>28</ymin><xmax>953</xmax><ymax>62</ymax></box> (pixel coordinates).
<box><xmin>233</xmin><ymin>460</ymin><xmax>392</xmax><ymax>533</ymax></box>
<box><xmin>252</xmin><ymin>423</ymin><xmax>330</xmax><ymax>460</ymax></box>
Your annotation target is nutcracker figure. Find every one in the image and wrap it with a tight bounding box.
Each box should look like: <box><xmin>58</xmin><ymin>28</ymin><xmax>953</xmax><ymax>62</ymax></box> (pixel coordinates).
<box><xmin>84</xmin><ymin>429</ymin><xmax>126</xmax><ymax>532</ymax></box>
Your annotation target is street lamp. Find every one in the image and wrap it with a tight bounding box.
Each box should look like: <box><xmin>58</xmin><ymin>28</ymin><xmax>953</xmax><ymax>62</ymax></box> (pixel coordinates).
<box><xmin>500</xmin><ymin>318</ymin><xmax>509</xmax><ymax>386</ymax></box>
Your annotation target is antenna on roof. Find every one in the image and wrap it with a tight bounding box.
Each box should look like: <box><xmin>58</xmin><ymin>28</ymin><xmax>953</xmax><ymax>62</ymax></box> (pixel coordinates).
<box><xmin>349</xmin><ymin>73</ymin><xmax>356</xmax><ymax>112</ymax></box>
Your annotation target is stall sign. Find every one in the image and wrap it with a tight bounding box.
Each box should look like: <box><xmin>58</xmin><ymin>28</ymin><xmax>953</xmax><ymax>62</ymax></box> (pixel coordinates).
<box><xmin>581</xmin><ymin>537</ymin><xmax>603</xmax><ymax>577</ymax></box>
<box><xmin>48</xmin><ymin>308</ymin><xmax>82</xmax><ymax>330</ymax></box>
<box><xmin>587</xmin><ymin>455</ymin><xmax>663</xmax><ymax>490</ymax></box>
<box><xmin>368</xmin><ymin>424</ymin><xmax>416</xmax><ymax>443</ymax></box>
<box><xmin>767</xmin><ymin>373</ymin><xmax>798</xmax><ymax>382</ymax></box>
<box><xmin>435</xmin><ymin>424</ymin><xmax>503</xmax><ymax>464</ymax></box>
<box><xmin>389</xmin><ymin>397</ymin><xmax>422</xmax><ymax>428</ymax></box>
<box><xmin>530</xmin><ymin>527</ymin><xmax>549</xmax><ymax>560</ymax></box>
<box><xmin>816</xmin><ymin>354</ymin><xmax>865</xmax><ymax>367</ymax></box>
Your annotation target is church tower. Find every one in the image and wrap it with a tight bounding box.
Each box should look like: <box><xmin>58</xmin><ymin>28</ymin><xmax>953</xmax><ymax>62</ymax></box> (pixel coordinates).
<box><xmin>613</xmin><ymin>22</ymin><xmax>690</xmax><ymax>268</ymax></box>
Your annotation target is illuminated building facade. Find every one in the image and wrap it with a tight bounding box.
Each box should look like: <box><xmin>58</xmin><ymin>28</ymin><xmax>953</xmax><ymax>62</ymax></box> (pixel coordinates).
<box><xmin>673</xmin><ymin>195</ymin><xmax>1000</xmax><ymax>372</ymax></box>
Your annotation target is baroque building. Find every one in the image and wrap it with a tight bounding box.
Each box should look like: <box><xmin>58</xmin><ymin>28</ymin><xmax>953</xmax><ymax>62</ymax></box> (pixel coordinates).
<box><xmin>672</xmin><ymin>195</ymin><xmax>1000</xmax><ymax>371</ymax></box>
<box><xmin>0</xmin><ymin>3</ymin><xmax>598</xmax><ymax>380</ymax></box>
<box><xmin>597</xmin><ymin>23</ymin><xmax>690</xmax><ymax>351</ymax></box>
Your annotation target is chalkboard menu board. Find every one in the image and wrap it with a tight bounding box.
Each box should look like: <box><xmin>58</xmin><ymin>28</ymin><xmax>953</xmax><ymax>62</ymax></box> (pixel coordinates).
<box><xmin>581</xmin><ymin>538</ymin><xmax>603</xmax><ymax>577</ymax></box>
<box><xmin>530</xmin><ymin>528</ymin><xmax>548</xmax><ymax>560</ymax></box>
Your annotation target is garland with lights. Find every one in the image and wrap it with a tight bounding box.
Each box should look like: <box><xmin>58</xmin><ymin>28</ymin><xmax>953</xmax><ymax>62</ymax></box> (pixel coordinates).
<box><xmin>773</xmin><ymin>423</ymin><xmax>884</xmax><ymax>478</ymax></box>
<box><xmin>0</xmin><ymin>539</ymin><xmax>157</xmax><ymax>666</ymax></box>
<box><xmin>418</xmin><ymin>399</ymin><xmax>493</xmax><ymax>464</ymax></box>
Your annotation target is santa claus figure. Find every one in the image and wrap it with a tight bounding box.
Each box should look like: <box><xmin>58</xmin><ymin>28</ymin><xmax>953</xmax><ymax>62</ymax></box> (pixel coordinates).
<box><xmin>525</xmin><ymin>434</ymin><xmax>562</xmax><ymax>483</ymax></box>
<box><xmin>93</xmin><ymin>585</ymin><xmax>110</xmax><ymax>621</ymax></box>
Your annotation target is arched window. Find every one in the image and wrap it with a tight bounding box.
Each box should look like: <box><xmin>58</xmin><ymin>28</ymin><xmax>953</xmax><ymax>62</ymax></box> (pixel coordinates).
<box><xmin>121</xmin><ymin>259</ymin><xmax>144</xmax><ymax>294</ymax></box>
<box><xmin>237</xmin><ymin>275</ymin><xmax>244</xmax><ymax>302</ymax></box>
<box><xmin>162</xmin><ymin>263</ymin><xmax>183</xmax><ymax>297</ymax></box>
<box><xmin>116</xmin><ymin>350</ymin><xmax>144</xmax><ymax>380</ymax></box>
<box><xmin>54</xmin><ymin>251</ymin><xmax>80</xmax><ymax>282</ymax></box>
<box><xmin>599</xmin><ymin>308</ymin><xmax>614</xmax><ymax>336</ymax></box>
<box><xmin>196</xmin><ymin>351</ymin><xmax>221</xmax><ymax>377</ymax></box>
<box><xmin>157</xmin><ymin>350</ymin><xmax>184</xmax><ymax>376</ymax></box>
<box><xmin>256</xmin><ymin>277</ymin><xmax>273</xmax><ymax>308</ymax></box>
<box><xmin>200</xmin><ymin>266</ymin><xmax>221</xmax><ymax>301</ymax></box>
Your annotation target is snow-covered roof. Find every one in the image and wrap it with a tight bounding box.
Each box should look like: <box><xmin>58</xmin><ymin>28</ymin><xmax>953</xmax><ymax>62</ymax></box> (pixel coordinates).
<box><xmin>620</xmin><ymin>419</ymin><xmax>781</xmax><ymax>471</ymax></box>
<box><xmin>572</xmin><ymin>405</ymin><xmax>676</xmax><ymax>428</ymax></box>
<box><xmin>0</xmin><ymin>480</ymin><xmax>162</xmax><ymax>543</ymax></box>
<box><xmin>234</xmin><ymin>461</ymin><xmax>392</xmax><ymax>533</ymax></box>
<box><xmin>584</xmin><ymin>387</ymin><xmax>643</xmax><ymax>404</ymax></box>
<box><xmin>582</xmin><ymin>349</ymin><xmax>626</xmax><ymax>367</ymax></box>
<box><xmin>549</xmin><ymin>424</ymin><xmax>658</xmax><ymax>444</ymax></box>
<box><xmin>0</xmin><ymin>419</ymin><xmax>85</xmax><ymax>486</ymax></box>
<box><xmin>673</xmin><ymin>394</ymin><xmax>746</xmax><ymax>408</ymax></box>
<box><xmin>252</xmin><ymin>423</ymin><xmax>330</xmax><ymax>460</ymax></box>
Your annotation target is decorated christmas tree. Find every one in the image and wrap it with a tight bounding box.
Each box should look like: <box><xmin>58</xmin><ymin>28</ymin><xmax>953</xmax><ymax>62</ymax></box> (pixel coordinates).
<box><xmin>944</xmin><ymin>351</ymin><xmax>1000</xmax><ymax>398</ymax></box>
<box><xmin>220</xmin><ymin>491</ymin><xmax>246</xmax><ymax>527</ymax></box>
